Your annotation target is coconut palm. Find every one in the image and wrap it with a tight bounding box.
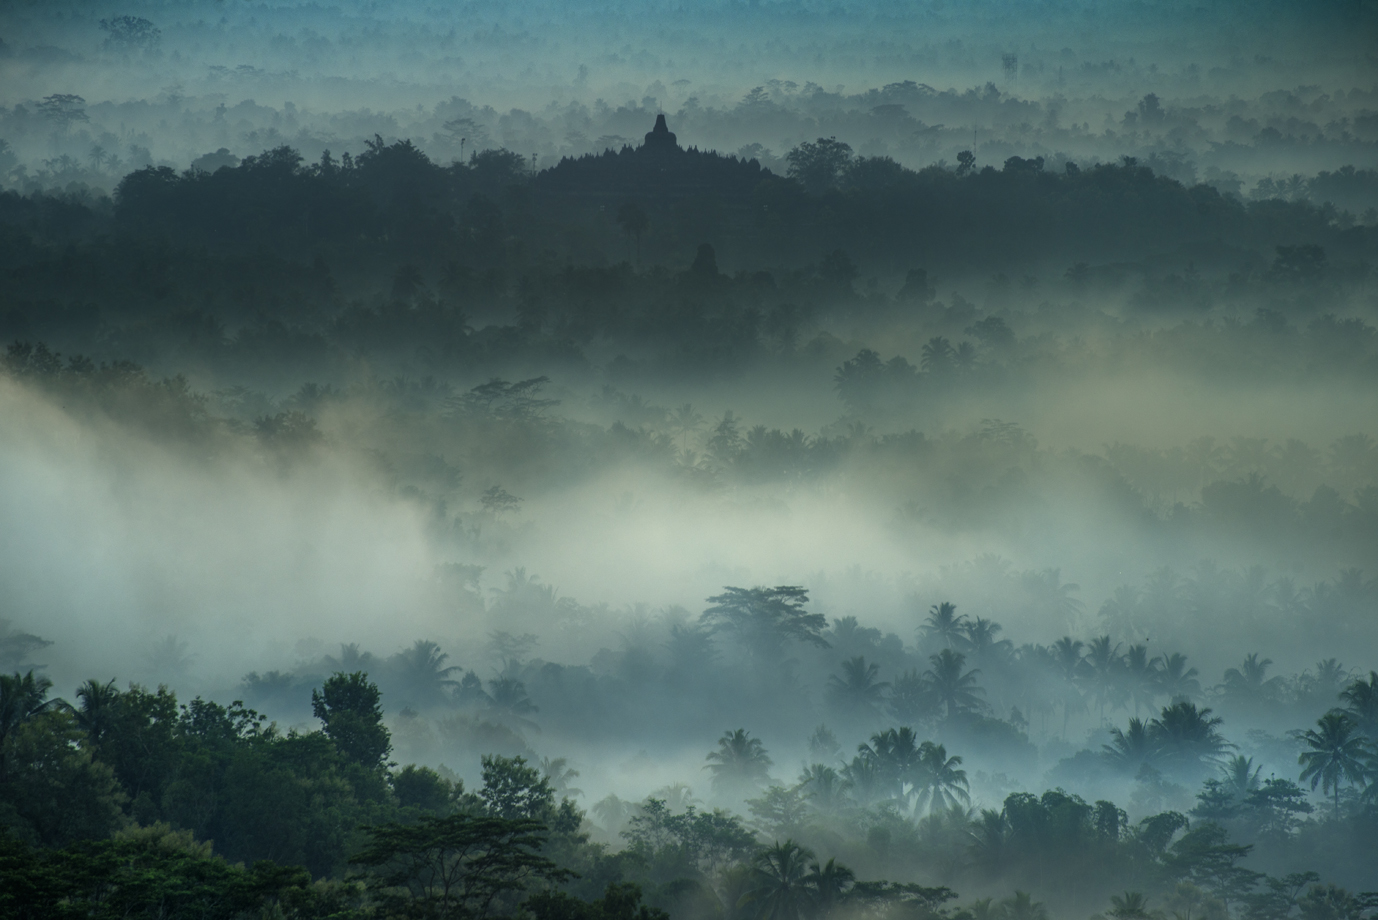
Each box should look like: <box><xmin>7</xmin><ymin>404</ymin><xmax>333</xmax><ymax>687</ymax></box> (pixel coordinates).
<box><xmin>805</xmin><ymin>858</ymin><xmax>855</xmax><ymax>915</ymax></box>
<box><xmin>1000</xmin><ymin>891</ymin><xmax>1049</xmax><ymax>920</ymax></box>
<box><xmin>1104</xmin><ymin>718</ymin><xmax>1157</xmax><ymax>773</ymax></box>
<box><xmin>1219</xmin><ymin>653</ymin><xmax>1283</xmax><ymax>705</ymax></box>
<box><xmin>1122</xmin><ymin>645</ymin><xmax>1162</xmax><ymax>716</ymax></box>
<box><xmin>1339</xmin><ymin>670</ymin><xmax>1378</xmax><ymax>739</ymax></box>
<box><xmin>923</xmin><ymin>649</ymin><xmax>985</xmax><ymax>720</ymax></box>
<box><xmin>668</xmin><ymin>403</ymin><xmax>705</xmax><ymax>452</ymax></box>
<box><xmin>1107</xmin><ymin>891</ymin><xmax>1153</xmax><ymax>919</ymax></box>
<box><xmin>840</xmin><ymin>753</ymin><xmax>883</xmax><ymax>806</ymax></box>
<box><xmin>1084</xmin><ymin>635</ymin><xmax>1127</xmax><ymax>721</ymax></box>
<box><xmin>858</xmin><ymin>727</ymin><xmax>922</xmax><ymax>805</ymax></box>
<box><xmin>798</xmin><ymin>764</ymin><xmax>850</xmax><ymax>814</ymax></box>
<box><xmin>887</xmin><ymin>669</ymin><xmax>935</xmax><ymax>725</ymax></box>
<box><xmin>742</xmin><ymin>840</ymin><xmax>817</xmax><ymax>920</ymax></box>
<box><xmin>388</xmin><ymin>639</ymin><xmax>460</xmax><ymax>708</ymax></box>
<box><xmin>827</xmin><ymin>657</ymin><xmax>888</xmax><ymax>720</ymax></box>
<box><xmin>706</xmin><ymin>728</ymin><xmax>773</xmax><ymax>794</ymax></box>
<box><xmin>74</xmin><ymin>678</ymin><xmax>121</xmax><ymax>746</ymax></box>
<box><xmin>1148</xmin><ymin>701</ymin><xmax>1230</xmax><ymax>775</ymax></box>
<box><xmin>1219</xmin><ymin>755</ymin><xmax>1263</xmax><ymax>800</ymax></box>
<box><xmin>1156</xmin><ymin>653</ymin><xmax>1201</xmax><ymax>702</ymax></box>
<box><xmin>0</xmin><ymin>671</ymin><xmax>65</xmax><ymax>774</ymax></box>
<box><xmin>1050</xmin><ymin>637</ymin><xmax>1089</xmax><ymax>737</ymax></box>
<box><xmin>540</xmin><ymin>756</ymin><xmax>583</xmax><ymax>798</ymax></box>
<box><xmin>1297</xmin><ymin>711</ymin><xmax>1369</xmax><ymax>818</ymax></box>
<box><xmin>913</xmin><ymin>741</ymin><xmax>969</xmax><ymax>815</ymax></box>
<box><xmin>921</xmin><ymin>602</ymin><xmax>967</xmax><ymax>649</ymax></box>
<box><xmin>484</xmin><ymin>677</ymin><xmax>539</xmax><ymax>732</ymax></box>
<box><xmin>961</xmin><ymin>617</ymin><xmax>1013</xmax><ymax>662</ymax></box>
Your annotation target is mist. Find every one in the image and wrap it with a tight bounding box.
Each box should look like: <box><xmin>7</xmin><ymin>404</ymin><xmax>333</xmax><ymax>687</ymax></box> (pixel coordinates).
<box><xmin>2</xmin><ymin>0</ymin><xmax>1377</xmax><ymax>917</ymax></box>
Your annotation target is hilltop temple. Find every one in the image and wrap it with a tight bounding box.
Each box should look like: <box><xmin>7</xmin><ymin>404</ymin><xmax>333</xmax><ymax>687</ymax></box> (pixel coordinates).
<box><xmin>642</xmin><ymin>113</ymin><xmax>679</xmax><ymax>153</ymax></box>
<box><xmin>536</xmin><ymin>114</ymin><xmax>768</xmax><ymax>202</ymax></box>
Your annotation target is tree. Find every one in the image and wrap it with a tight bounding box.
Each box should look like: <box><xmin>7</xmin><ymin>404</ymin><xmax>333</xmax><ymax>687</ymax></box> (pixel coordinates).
<box><xmin>922</xmin><ymin>649</ymin><xmax>985</xmax><ymax>720</ymax></box>
<box><xmin>100</xmin><ymin>15</ymin><xmax>161</xmax><ymax>51</ymax></box>
<box><xmin>1157</xmin><ymin>653</ymin><xmax>1202</xmax><ymax>702</ymax></box>
<box><xmin>1339</xmin><ymin>671</ymin><xmax>1378</xmax><ymax>739</ymax></box>
<box><xmin>913</xmin><ymin>742</ymin><xmax>969</xmax><ymax>815</ymax></box>
<box><xmin>1296</xmin><ymin>712</ymin><xmax>1369</xmax><ymax>818</ymax></box>
<box><xmin>827</xmin><ymin>657</ymin><xmax>888</xmax><ymax>720</ymax></box>
<box><xmin>786</xmin><ymin>137</ymin><xmax>853</xmax><ymax>193</ymax></box>
<box><xmin>1148</xmin><ymin>702</ymin><xmax>1229</xmax><ymax>776</ymax></box>
<box><xmin>73</xmin><ymin>678</ymin><xmax>120</xmax><ymax>747</ymax></box>
<box><xmin>921</xmin><ymin>602</ymin><xmax>967</xmax><ymax>648</ymax></box>
<box><xmin>528</xmin><ymin>883</ymin><xmax>669</xmax><ymax>920</ymax></box>
<box><xmin>956</xmin><ymin>150</ymin><xmax>976</xmax><ymax>176</ymax></box>
<box><xmin>36</xmin><ymin>94</ymin><xmax>88</xmax><ymax>129</ymax></box>
<box><xmin>0</xmin><ymin>671</ymin><xmax>65</xmax><ymax>774</ymax></box>
<box><xmin>806</xmin><ymin>857</ymin><xmax>855</xmax><ymax>914</ymax></box>
<box><xmin>351</xmin><ymin>813</ymin><xmax>571</xmax><ymax>920</ymax></box>
<box><xmin>742</xmin><ymin>840</ymin><xmax>816</xmax><ymax>920</ymax></box>
<box><xmin>1104</xmin><ymin>718</ymin><xmax>1157</xmax><ymax>774</ymax></box>
<box><xmin>701</xmin><ymin>587</ymin><xmax>828</xmax><ymax>660</ymax></box>
<box><xmin>479</xmin><ymin>755</ymin><xmax>556</xmax><ymax>821</ymax></box>
<box><xmin>312</xmin><ymin>672</ymin><xmax>392</xmax><ymax>771</ymax></box>
<box><xmin>1107</xmin><ymin>891</ymin><xmax>1154</xmax><ymax>919</ymax></box>
<box><xmin>389</xmin><ymin>640</ymin><xmax>460</xmax><ymax>708</ymax></box>
<box><xmin>705</xmin><ymin>729</ymin><xmax>773</xmax><ymax>795</ymax></box>
<box><xmin>1219</xmin><ymin>654</ymin><xmax>1283</xmax><ymax>706</ymax></box>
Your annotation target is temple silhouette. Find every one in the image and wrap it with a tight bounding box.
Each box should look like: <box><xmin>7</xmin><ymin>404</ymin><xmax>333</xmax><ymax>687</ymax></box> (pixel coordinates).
<box><xmin>536</xmin><ymin>114</ymin><xmax>770</xmax><ymax>203</ymax></box>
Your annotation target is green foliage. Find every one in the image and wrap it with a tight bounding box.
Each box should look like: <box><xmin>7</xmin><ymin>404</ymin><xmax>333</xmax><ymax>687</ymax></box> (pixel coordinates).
<box><xmin>313</xmin><ymin>672</ymin><xmax>392</xmax><ymax>772</ymax></box>
<box><xmin>351</xmin><ymin>812</ymin><xmax>572</xmax><ymax>919</ymax></box>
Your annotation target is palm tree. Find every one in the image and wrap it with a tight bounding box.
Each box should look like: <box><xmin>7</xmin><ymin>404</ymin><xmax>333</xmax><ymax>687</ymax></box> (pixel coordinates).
<box><xmin>484</xmin><ymin>677</ymin><xmax>539</xmax><ymax>732</ymax></box>
<box><xmin>858</xmin><ymin>727</ymin><xmax>922</xmax><ymax>805</ymax></box>
<box><xmin>961</xmin><ymin>617</ymin><xmax>1014</xmax><ymax>662</ymax></box>
<box><xmin>742</xmin><ymin>840</ymin><xmax>817</xmax><ymax>920</ymax></box>
<box><xmin>540</xmin><ymin>756</ymin><xmax>583</xmax><ymax>798</ymax></box>
<box><xmin>1122</xmin><ymin>645</ymin><xmax>1162</xmax><ymax>716</ymax></box>
<box><xmin>1107</xmin><ymin>891</ymin><xmax>1153</xmax><ymax>919</ymax></box>
<box><xmin>923</xmin><ymin>649</ymin><xmax>985</xmax><ymax>720</ymax></box>
<box><xmin>1219</xmin><ymin>653</ymin><xmax>1283</xmax><ymax>705</ymax></box>
<box><xmin>1084</xmin><ymin>635</ymin><xmax>1127</xmax><ymax>721</ymax></box>
<box><xmin>968</xmin><ymin>808</ymin><xmax>1012</xmax><ymax>876</ymax></box>
<box><xmin>921</xmin><ymin>602</ymin><xmax>966</xmax><ymax>648</ymax></box>
<box><xmin>1156</xmin><ymin>653</ymin><xmax>1201</xmax><ymax>702</ymax></box>
<box><xmin>798</xmin><ymin>764</ymin><xmax>850</xmax><ymax>815</ymax></box>
<box><xmin>0</xmin><ymin>671</ymin><xmax>65</xmax><ymax>774</ymax></box>
<box><xmin>389</xmin><ymin>640</ymin><xmax>460</xmax><ymax>708</ymax></box>
<box><xmin>887</xmin><ymin>669</ymin><xmax>935</xmax><ymax>725</ymax></box>
<box><xmin>74</xmin><ymin>678</ymin><xmax>120</xmax><ymax>746</ymax></box>
<box><xmin>1339</xmin><ymin>671</ymin><xmax>1378</xmax><ymax>739</ymax></box>
<box><xmin>1297</xmin><ymin>712</ymin><xmax>1369</xmax><ymax>818</ymax></box>
<box><xmin>913</xmin><ymin>741</ymin><xmax>969</xmax><ymax>815</ymax></box>
<box><xmin>1050</xmin><ymin>637</ymin><xmax>1088</xmax><ymax>737</ymax></box>
<box><xmin>1000</xmin><ymin>891</ymin><xmax>1049</xmax><ymax>920</ymax></box>
<box><xmin>1148</xmin><ymin>701</ymin><xmax>1230</xmax><ymax>775</ymax></box>
<box><xmin>827</xmin><ymin>657</ymin><xmax>888</xmax><ymax>720</ymax></box>
<box><xmin>840</xmin><ymin>753</ymin><xmax>883</xmax><ymax>806</ymax></box>
<box><xmin>667</xmin><ymin>404</ymin><xmax>704</xmax><ymax>453</ymax></box>
<box><xmin>1219</xmin><ymin>755</ymin><xmax>1262</xmax><ymax>800</ymax></box>
<box><xmin>1103</xmin><ymin>718</ymin><xmax>1157</xmax><ymax>773</ymax></box>
<box><xmin>706</xmin><ymin>729</ymin><xmax>773</xmax><ymax>794</ymax></box>
<box><xmin>805</xmin><ymin>858</ymin><xmax>855</xmax><ymax>914</ymax></box>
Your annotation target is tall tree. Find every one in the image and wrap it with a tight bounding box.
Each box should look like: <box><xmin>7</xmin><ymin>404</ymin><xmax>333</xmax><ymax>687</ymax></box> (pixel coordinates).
<box><xmin>705</xmin><ymin>729</ymin><xmax>773</xmax><ymax>796</ymax></box>
<box><xmin>312</xmin><ymin>671</ymin><xmax>391</xmax><ymax>771</ymax></box>
<box><xmin>1297</xmin><ymin>712</ymin><xmax>1369</xmax><ymax>818</ymax></box>
<box><xmin>701</xmin><ymin>587</ymin><xmax>828</xmax><ymax>660</ymax></box>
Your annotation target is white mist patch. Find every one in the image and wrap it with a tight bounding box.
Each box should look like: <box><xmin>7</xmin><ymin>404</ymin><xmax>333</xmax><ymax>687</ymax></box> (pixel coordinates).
<box><xmin>0</xmin><ymin>378</ymin><xmax>445</xmax><ymax>692</ymax></box>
